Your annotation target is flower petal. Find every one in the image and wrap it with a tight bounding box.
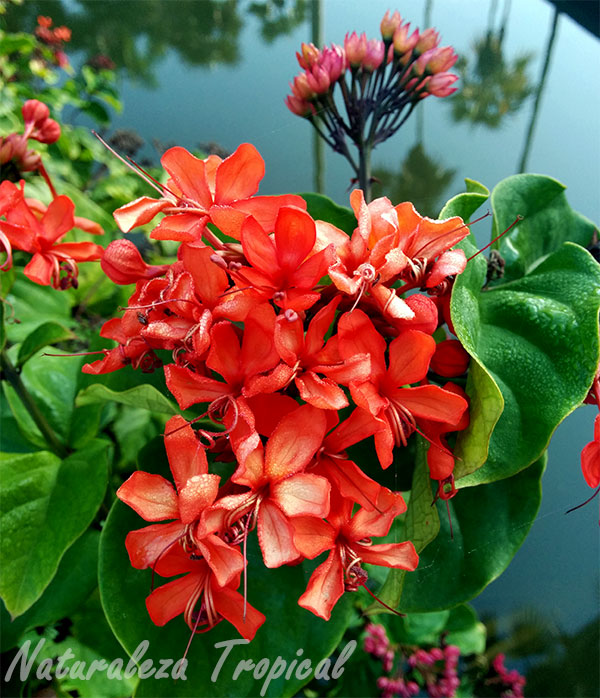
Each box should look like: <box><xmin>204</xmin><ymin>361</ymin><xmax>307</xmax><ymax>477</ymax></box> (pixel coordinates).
<box><xmin>117</xmin><ymin>471</ymin><xmax>179</xmax><ymax>521</ymax></box>
<box><xmin>161</xmin><ymin>147</ymin><xmax>212</xmax><ymax>209</ymax></box>
<box><xmin>215</xmin><ymin>143</ymin><xmax>264</xmax><ymax>203</ymax></box>
<box><xmin>272</xmin><ymin>473</ymin><xmax>330</xmax><ymax>518</ymax></box>
<box><xmin>298</xmin><ymin>549</ymin><xmax>345</xmax><ymax>621</ymax></box>
<box><xmin>257</xmin><ymin>499</ymin><xmax>299</xmax><ymax>568</ymax></box>
<box><xmin>357</xmin><ymin>541</ymin><xmax>419</xmax><ymax>569</ymax></box>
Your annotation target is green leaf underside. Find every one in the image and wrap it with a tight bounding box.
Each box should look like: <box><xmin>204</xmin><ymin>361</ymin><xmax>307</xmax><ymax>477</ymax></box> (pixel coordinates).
<box><xmin>399</xmin><ymin>454</ymin><xmax>546</xmax><ymax>612</ymax></box>
<box><xmin>375</xmin><ymin>439</ymin><xmax>440</xmax><ymax>613</ymax></box>
<box><xmin>0</xmin><ymin>442</ymin><xmax>109</xmax><ymax>617</ymax></box>
<box><xmin>76</xmin><ymin>383</ymin><xmax>178</xmax><ymax>415</ymax></box>
<box><xmin>491</xmin><ymin>174</ymin><xmax>597</xmax><ymax>282</ymax></box>
<box><xmin>453</xmin><ymin>241</ymin><xmax>600</xmax><ymax>485</ymax></box>
<box><xmin>99</xmin><ymin>499</ymin><xmax>354</xmax><ymax>698</ymax></box>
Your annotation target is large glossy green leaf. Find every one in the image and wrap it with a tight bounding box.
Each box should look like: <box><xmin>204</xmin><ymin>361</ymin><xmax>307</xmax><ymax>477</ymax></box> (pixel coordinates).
<box><xmin>399</xmin><ymin>455</ymin><xmax>546</xmax><ymax>612</ymax></box>
<box><xmin>453</xmin><ymin>241</ymin><xmax>600</xmax><ymax>485</ymax></box>
<box><xmin>491</xmin><ymin>174</ymin><xmax>596</xmax><ymax>282</ymax></box>
<box><xmin>376</xmin><ymin>440</ymin><xmax>440</xmax><ymax>612</ymax></box>
<box><xmin>1</xmin><ymin>531</ymin><xmax>99</xmax><ymax>651</ymax></box>
<box><xmin>439</xmin><ymin>183</ymin><xmax>505</xmax><ymax>479</ymax></box>
<box><xmin>300</xmin><ymin>192</ymin><xmax>356</xmax><ymax>235</ymax></box>
<box><xmin>99</xmin><ymin>499</ymin><xmax>354</xmax><ymax>698</ymax></box>
<box><xmin>76</xmin><ymin>383</ymin><xmax>178</xmax><ymax>415</ymax></box>
<box><xmin>0</xmin><ymin>441</ymin><xmax>109</xmax><ymax>617</ymax></box>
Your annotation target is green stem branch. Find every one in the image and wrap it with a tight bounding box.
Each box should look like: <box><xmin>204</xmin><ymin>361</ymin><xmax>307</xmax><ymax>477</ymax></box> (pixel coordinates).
<box><xmin>1</xmin><ymin>349</ymin><xmax>69</xmax><ymax>458</ymax></box>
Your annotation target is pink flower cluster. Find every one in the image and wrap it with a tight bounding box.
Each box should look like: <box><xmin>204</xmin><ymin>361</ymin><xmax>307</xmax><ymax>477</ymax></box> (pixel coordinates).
<box><xmin>491</xmin><ymin>654</ymin><xmax>526</xmax><ymax>698</ymax></box>
<box><xmin>286</xmin><ymin>9</ymin><xmax>458</xmax><ymax>117</ymax></box>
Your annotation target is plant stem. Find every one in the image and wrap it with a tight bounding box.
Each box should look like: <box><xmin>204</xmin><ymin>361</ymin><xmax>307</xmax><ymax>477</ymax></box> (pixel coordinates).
<box><xmin>358</xmin><ymin>140</ymin><xmax>372</xmax><ymax>202</ymax></box>
<box><xmin>0</xmin><ymin>348</ymin><xmax>69</xmax><ymax>458</ymax></box>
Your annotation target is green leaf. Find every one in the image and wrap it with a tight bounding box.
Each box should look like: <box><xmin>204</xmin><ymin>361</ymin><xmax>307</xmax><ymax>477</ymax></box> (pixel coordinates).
<box><xmin>1</xmin><ymin>531</ymin><xmax>99</xmax><ymax>651</ymax></box>
<box><xmin>453</xmin><ymin>242</ymin><xmax>600</xmax><ymax>485</ymax></box>
<box><xmin>376</xmin><ymin>440</ymin><xmax>440</xmax><ymax>611</ymax></box>
<box><xmin>491</xmin><ymin>174</ymin><xmax>597</xmax><ymax>282</ymax></box>
<box><xmin>16</xmin><ymin>321</ymin><xmax>75</xmax><ymax>368</ymax></box>
<box><xmin>5</xmin><ymin>277</ymin><xmax>74</xmax><ymax>344</ymax></box>
<box><xmin>99</xmin><ymin>499</ymin><xmax>354</xmax><ymax>697</ymax></box>
<box><xmin>0</xmin><ymin>441</ymin><xmax>109</xmax><ymax>617</ymax></box>
<box><xmin>76</xmin><ymin>383</ymin><xmax>178</xmax><ymax>415</ymax></box>
<box><xmin>439</xmin><ymin>182</ymin><xmax>504</xmax><ymax>479</ymax></box>
<box><xmin>444</xmin><ymin>604</ymin><xmax>486</xmax><ymax>655</ymax></box>
<box><xmin>300</xmin><ymin>193</ymin><xmax>356</xmax><ymax>235</ymax></box>
<box><xmin>399</xmin><ymin>455</ymin><xmax>546</xmax><ymax>612</ymax></box>
<box><xmin>3</xmin><ymin>349</ymin><xmax>99</xmax><ymax>450</ymax></box>
<box><xmin>81</xmin><ymin>99</ymin><xmax>111</xmax><ymax>125</ymax></box>
<box><xmin>0</xmin><ymin>298</ymin><xmax>5</xmax><ymax>352</ymax></box>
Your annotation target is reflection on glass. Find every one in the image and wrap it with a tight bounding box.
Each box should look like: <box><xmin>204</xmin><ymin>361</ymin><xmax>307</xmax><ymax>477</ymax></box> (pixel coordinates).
<box><xmin>482</xmin><ymin>609</ymin><xmax>599</xmax><ymax>697</ymax></box>
<box><xmin>6</xmin><ymin>0</ymin><xmax>243</xmax><ymax>84</ymax></box>
<box><xmin>372</xmin><ymin>142</ymin><xmax>455</xmax><ymax>218</ymax></box>
<box><xmin>450</xmin><ymin>0</ymin><xmax>534</xmax><ymax>128</ymax></box>
<box><xmin>247</xmin><ymin>0</ymin><xmax>308</xmax><ymax>43</ymax></box>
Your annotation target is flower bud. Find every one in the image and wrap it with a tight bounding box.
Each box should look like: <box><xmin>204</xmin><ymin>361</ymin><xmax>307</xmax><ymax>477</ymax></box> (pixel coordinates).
<box><xmin>320</xmin><ymin>44</ymin><xmax>346</xmax><ymax>82</ymax></box>
<box><xmin>296</xmin><ymin>42</ymin><xmax>320</xmax><ymax>70</ymax></box>
<box><xmin>425</xmin><ymin>45</ymin><xmax>458</xmax><ymax>73</ymax></box>
<box><xmin>31</xmin><ymin>118</ymin><xmax>61</xmax><ymax>144</ymax></box>
<box><xmin>305</xmin><ymin>64</ymin><xmax>330</xmax><ymax>94</ymax></box>
<box><xmin>0</xmin><ymin>134</ymin><xmax>27</xmax><ymax>164</ymax></box>
<box><xmin>392</xmin><ymin>24</ymin><xmax>419</xmax><ymax>55</ymax></box>
<box><xmin>415</xmin><ymin>27</ymin><xmax>440</xmax><ymax>53</ymax></box>
<box><xmin>380</xmin><ymin>10</ymin><xmax>402</xmax><ymax>40</ymax></box>
<box><xmin>426</xmin><ymin>72</ymin><xmax>459</xmax><ymax>97</ymax></box>
<box><xmin>22</xmin><ymin>99</ymin><xmax>50</xmax><ymax>128</ymax></box>
<box><xmin>101</xmin><ymin>239</ymin><xmax>169</xmax><ymax>285</ymax></box>
<box><xmin>362</xmin><ymin>39</ymin><xmax>385</xmax><ymax>71</ymax></box>
<box><xmin>291</xmin><ymin>72</ymin><xmax>315</xmax><ymax>101</ymax></box>
<box><xmin>344</xmin><ymin>31</ymin><xmax>367</xmax><ymax>67</ymax></box>
<box><xmin>285</xmin><ymin>94</ymin><xmax>313</xmax><ymax>117</ymax></box>
<box><xmin>431</xmin><ymin>339</ymin><xmax>470</xmax><ymax>377</ymax></box>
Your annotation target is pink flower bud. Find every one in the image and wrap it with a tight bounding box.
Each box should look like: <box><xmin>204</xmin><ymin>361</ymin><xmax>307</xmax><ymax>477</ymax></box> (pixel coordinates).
<box><xmin>101</xmin><ymin>239</ymin><xmax>169</xmax><ymax>285</ymax></box>
<box><xmin>426</xmin><ymin>45</ymin><xmax>458</xmax><ymax>73</ymax></box>
<box><xmin>22</xmin><ymin>100</ymin><xmax>50</xmax><ymax>128</ymax></box>
<box><xmin>321</xmin><ymin>44</ymin><xmax>346</xmax><ymax>82</ymax></box>
<box><xmin>380</xmin><ymin>10</ymin><xmax>402</xmax><ymax>39</ymax></box>
<box><xmin>285</xmin><ymin>94</ymin><xmax>314</xmax><ymax>117</ymax></box>
<box><xmin>20</xmin><ymin>148</ymin><xmax>43</xmax><ymax>172</ymax></box>
<box><xmin>416</xmin><ymin>27</ymin><xmax>440</xmax><ymax>53</ymax></box>
<box><xmin>392</xmin><ymin>24</ymin><xmax>419</xmax><ymax>55</ymax></box>
<box><xmin>344</xmin><ymin>31</ymin><xmax>367</xmax><ymax>67</ymax></box>
<box><xmin>291</xmin><ymin>72</ymin><xmax>315</xmax><ymax>100</ymax></box>
<box><xmin>306</xmin><ymin>64</ymin><xmax>331</xmax><ymax>94</ymax></box>
<box><xmin>296</xmin><ymin>42</ymin><xmax>320</xmax><ymax>70</ymax></box>
<box><xmin>362</xmin><ymin>39</ymin><xmax>385</xmax><ymax>71</ymax></box>
<box><xmin>426</xmin><ymin>72</ymin><xmax>459</xmax><ymax>97</ymax></box>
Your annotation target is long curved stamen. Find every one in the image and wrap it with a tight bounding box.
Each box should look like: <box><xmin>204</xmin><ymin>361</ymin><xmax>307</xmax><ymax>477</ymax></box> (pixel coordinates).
<box><xmin>466</xmin><ymin>214</ymin><xmax>523</xmax><ymax>262</ymax></box>
<box><xmin>565</xmin><ymin>485</ymin><xmax>600</xmax><ymax>515</ymax></box>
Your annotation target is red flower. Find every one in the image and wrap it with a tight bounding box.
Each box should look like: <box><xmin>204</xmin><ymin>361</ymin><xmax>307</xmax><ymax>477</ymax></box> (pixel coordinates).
<box><xmin>272</xmin><ymin>296</ymin><xmax>371</xmax><ymax>409</ymax></box>
<box><xmin>293</xmin><ymin>490</ymin><xmax>418</xmax><ymax>620</ymax></box>
<box><xmin>338</xmin><ymin>309</ymin><xmax>468</xmax><ymax>468</ymax></box>
<box><xmin>234</xmin><ymin>206</ymin><xmax>334</xmax><ymax>311</ymax></box>
<box><xmin>0</xmin><ymin>182</ymin><xmax>103</xmax><ymax>289</ymax></box>
<box><xmin>113</xmin><ymin>143</ymin><xmax>306</xmax><ymax>243</ymax></box>
<box><xmin>146</xmin><ymin>546</ymin><xmax>265</xmax><ymax>640</ymax></box>
<box><xmin>116</xmin><ymin>415</ymin><xmax>241</xmax><ymax>586</ymax></box>
<box><xmin>209</xmin><ymin>403</ymin><xmax>330</xmax><ymax>568</ymax></box>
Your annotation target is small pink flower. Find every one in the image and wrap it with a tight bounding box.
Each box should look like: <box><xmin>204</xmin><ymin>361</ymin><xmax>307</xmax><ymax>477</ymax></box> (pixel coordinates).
<box><xmin>416</xmin><ymin>27</ymin><xmax>440</xmax><ymax>52</ymax></box>
<box><xmin>305</xmin><ymin>64</ymin><xmax>331</xmax><ymax>94</ymax></box>
<box><xmin>296</xmin><ymin>41</ymin><xmax>320</xmax><ymax>69</ymax></box>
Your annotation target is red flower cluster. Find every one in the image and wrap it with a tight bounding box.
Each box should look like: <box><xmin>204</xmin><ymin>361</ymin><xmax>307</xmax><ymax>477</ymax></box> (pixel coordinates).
<box><xmin>0</xmin><ymin>180</ymin><xmax>104</xmax><ymax>287</ymax></box>
<box><xmin>35</xmin><ymin>15</ymin><xmax>71</xmax><ymax>69</ymax></box>
<box><xmin>96</xmin><ymin>143</ymin><xmax>472</xmax><ymax>640</ymax></box>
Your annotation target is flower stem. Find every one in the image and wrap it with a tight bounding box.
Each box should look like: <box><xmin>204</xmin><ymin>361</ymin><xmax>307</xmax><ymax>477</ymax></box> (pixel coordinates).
<box><xmin>0</xmin><ymin>348</ymin><xmax>69</xmax><ymax>458</ymax></box>
<box><xmin>358</xmin><ymin>140</ymin><xmax>372</xmax><ymax>202</ymax></box>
